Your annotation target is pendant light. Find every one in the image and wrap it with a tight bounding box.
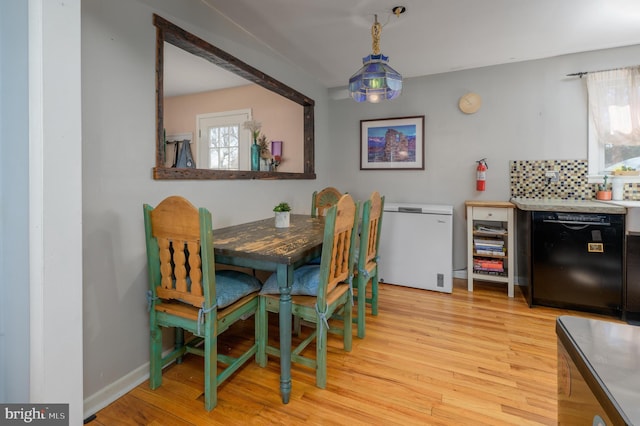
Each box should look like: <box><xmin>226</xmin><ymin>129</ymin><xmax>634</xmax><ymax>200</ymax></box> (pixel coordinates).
<box><xmin>348</xmin><ymin>10</ymin><xmax>403</xmax><ymax>103</ymax></box>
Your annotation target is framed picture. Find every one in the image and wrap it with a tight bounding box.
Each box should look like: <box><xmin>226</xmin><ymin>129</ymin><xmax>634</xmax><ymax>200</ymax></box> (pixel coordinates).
<box><xmin>360</xmin><ymin>115</ymin><xmax>425</xmax><ymax>170</ymax></box>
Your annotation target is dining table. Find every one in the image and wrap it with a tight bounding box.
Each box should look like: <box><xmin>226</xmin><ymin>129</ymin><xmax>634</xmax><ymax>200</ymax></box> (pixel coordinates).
<box><xmin>212</xmin><ymin>213</ymin><xmax>325</xmax><ymax>403</ymax></box>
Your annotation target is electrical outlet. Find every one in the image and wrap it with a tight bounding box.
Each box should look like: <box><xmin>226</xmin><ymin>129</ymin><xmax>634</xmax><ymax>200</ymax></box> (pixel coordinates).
<box><xmin>545</xmin><ymin>170</ymin><xmax>559</xmax><ymax>182</ymax></box>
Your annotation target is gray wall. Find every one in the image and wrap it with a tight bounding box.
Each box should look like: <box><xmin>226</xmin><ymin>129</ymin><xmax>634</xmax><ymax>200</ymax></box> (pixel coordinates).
<box><xmin>81</xmin><ymin>0</ymin><xmax>640</xmax><ymax>414</ymax></box>
<box><xmin>328</xmin><ymin>44</ymin><xmax>640</xmax><ymax>272</ymax></box>
<box><xmin>0</xmin><ymin>0</ymin><xmax>30</xmax><ymax>403</ymax></box>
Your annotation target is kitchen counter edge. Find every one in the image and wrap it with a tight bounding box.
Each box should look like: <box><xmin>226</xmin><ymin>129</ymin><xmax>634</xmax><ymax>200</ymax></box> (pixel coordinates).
<box><xmin>510</xmin><ymin>197</ymin><xmax>626</xmax><ymax>214</ymax></box>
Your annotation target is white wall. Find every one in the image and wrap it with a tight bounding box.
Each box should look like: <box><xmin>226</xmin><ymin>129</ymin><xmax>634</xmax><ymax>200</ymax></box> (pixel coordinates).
<box><xmin>81</xmin><ymin>0</ymin><xmax>331</xmax><ymax>414</ymax></box>
<box><xmin>30</xmin><ymin>0</ymin><xmax>84</xmax><ymax>422</ymax></box>
<box><xmin>327</xmin><ymin>44</ymin><xmax>640</xmax><ymax>272</ymax></box>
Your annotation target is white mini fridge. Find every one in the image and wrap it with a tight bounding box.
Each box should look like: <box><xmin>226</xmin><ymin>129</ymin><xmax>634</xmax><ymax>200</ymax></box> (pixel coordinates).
<box><xmin>378</xmin><ymin>202</ymin><xmax>453</xmax><ymax>293</ymax></box>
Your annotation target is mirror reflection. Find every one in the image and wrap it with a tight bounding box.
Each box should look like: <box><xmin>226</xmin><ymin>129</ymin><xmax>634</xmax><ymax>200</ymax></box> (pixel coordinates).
<box><xmin>153</xmin><ymin>14</ymin><xmax>315</xmax><ymax>180</ymax></box>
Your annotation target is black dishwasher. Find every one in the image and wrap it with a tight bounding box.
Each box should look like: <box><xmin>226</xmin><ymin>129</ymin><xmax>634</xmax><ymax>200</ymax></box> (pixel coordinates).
<box><xmin>532</xmin><ymin>211</ymin><xmax>624</xmax><ymax>316</ymax></box>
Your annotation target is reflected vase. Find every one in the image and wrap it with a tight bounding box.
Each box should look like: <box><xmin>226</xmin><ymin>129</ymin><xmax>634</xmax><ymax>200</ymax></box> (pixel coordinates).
<box><xmin>251</xmin><ymin>140</ymin><xmax>260</xmax><ymax>171</ymax></box>
<box><xmin>260</xmin><ymin>158</ymin><xmax>270</xmax><ymax>171</ymax></box>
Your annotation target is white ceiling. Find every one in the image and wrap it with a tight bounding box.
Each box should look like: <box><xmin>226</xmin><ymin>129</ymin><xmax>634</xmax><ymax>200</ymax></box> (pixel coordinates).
<box><xmin>167</xmin><ymin>0</ymin><xmax>640</xmax><ymax>95</ymax></box>
<box><xmin>164</xmin><ymin>42</ymin><xmax>250</xmax><ymax>97</ymax></box>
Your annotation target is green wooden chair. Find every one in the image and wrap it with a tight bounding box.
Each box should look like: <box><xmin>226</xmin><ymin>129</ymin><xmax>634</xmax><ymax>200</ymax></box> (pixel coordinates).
<box><xmin>354</xmin><ymin>191</ymin><xmax>385</xmax><ymax>338</ymax></box>
<box><xmin>311</xmin><ymin>186</ymin><xmax>343</xmax><ymax>217</ymax></box>
<box><xmin>258</xmin><ymin>194</ymin><xmax>359</xmax><ymax>388</ymax></box>
<box><xmin>144</xmin><ymin>196</ymin><xmax>262</xmax><ymax>411</ymax></box>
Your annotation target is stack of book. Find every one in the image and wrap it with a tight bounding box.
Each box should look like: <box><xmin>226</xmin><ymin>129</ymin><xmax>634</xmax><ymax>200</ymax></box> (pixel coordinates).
<box><xmin>473</xmin><ymin>258</ymin><xmax>505</xmax><ymax>273</ymax></box>
<box><xmin>475</xmin><ymin>224</ymin><xmax>507</xmax><ymax>235</ymax></box>
<box><xmin>473</xmin><ymin>238</ymin><xmax>505</xmax><ymax>256</ymax></box>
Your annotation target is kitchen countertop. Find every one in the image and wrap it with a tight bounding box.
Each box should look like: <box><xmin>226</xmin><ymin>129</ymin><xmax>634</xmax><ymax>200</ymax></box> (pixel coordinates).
<box><xmin>510</xmin><ymin>197</ymin><xmax>627</xmax><ymax>214</ymax></box>
<box><xmin>464</xmin><ymin>200</ymin><xmax>515</xmax><ymax>208</ymax></box>
<box><xmin>605</xmin><ymin>200</ymin><xmax>640</xmax><ymax>208</ymax></box>
<box><xmin>557</xmin><ymin>316</ymin><xmax>640</xmax><ymax>425</ymax></box>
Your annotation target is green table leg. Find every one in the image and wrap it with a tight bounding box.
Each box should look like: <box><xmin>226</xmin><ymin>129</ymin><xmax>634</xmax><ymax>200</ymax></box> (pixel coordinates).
<box><xmin>277</xmin><ymin>263</ymin><xmax>293</xmax><ymax>403</ymax></box>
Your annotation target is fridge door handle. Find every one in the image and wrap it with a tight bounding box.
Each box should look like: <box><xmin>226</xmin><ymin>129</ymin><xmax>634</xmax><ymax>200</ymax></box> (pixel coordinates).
<box><xmin>397</xmin><ymin>207</ymin><xmax>423</xmax><ymax>213</ymax></box>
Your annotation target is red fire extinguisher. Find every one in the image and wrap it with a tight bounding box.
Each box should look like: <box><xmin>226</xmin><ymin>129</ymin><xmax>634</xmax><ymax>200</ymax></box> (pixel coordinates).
<box><xmin>476</xmin><ymin>158</ymin><xmax>488</xmax><ymax>191</ymax></box>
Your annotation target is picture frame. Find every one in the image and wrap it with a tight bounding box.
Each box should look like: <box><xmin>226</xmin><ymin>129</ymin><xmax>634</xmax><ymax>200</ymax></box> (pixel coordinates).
<box><xmin>360</xmin><ymin>116</ymin><xmax>425</xmax><ymax>170</ymax></box>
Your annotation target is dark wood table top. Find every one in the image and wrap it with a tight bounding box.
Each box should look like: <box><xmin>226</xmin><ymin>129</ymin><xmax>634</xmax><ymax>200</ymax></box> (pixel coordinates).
<box><xmin>213</xmin><ymin>214</ymin><xmax>325</xmax><ymax>266</ymax></box>
<box><xmin>212</xmin><ymin>214</ymin><xmax>326</xmax><ymax>404</ymax></box>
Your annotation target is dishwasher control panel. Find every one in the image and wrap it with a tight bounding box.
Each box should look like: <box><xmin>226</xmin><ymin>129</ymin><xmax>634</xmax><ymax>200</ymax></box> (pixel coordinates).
<box><xmin>534</xmin><ymin>211</ymin><xmax>615</xmax><ymax>225</ymax></box>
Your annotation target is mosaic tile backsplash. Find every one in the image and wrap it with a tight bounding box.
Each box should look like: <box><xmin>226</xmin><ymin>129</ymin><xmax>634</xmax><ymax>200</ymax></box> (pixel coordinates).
<box><xmin>510</xmin><ymin>159</ymin><xmax>640</xmax><ymax>200</ymax></box>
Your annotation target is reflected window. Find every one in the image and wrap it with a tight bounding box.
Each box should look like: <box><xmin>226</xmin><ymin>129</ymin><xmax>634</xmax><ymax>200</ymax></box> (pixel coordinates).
<box><xmin>208</xmin><ymin>124</ymin><xmax>239</xmax><ymax>170</ymax></box>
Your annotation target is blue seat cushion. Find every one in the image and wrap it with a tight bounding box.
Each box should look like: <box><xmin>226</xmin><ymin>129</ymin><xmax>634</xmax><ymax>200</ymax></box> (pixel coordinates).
<box><xmin>260</xmin><ymin>264</ymin><xmax>320</xmax><ymax>296</ymax></box>
<box><xmin>215</xmin><ymin>270</ymin><xmax>262</xmax><ymax>308</ymax></box>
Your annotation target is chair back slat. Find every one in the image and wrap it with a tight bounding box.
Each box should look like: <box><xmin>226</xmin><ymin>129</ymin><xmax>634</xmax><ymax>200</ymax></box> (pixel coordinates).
<box><xmin>173</xmin><ymin>241</ymin><xmax>189</xmax><ymax>292</ymax></box>
<box><xmin>158</xmin><ymin>238</ymin><xmax>173</xmax><ymax>289</ymax></box>
<box><xmin>188</xmin><ymin>240</ymin><xmax>203</xmax><ymax>296</ymax></box>
<box><xmin>146</xmin><ymin>196</ymin><xmax>208</xmax><ymax>308</ymax></box>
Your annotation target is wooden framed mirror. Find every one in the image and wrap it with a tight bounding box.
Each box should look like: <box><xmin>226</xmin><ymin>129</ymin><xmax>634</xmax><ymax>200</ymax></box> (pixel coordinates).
<box><xmin>153</xmin><ymin>14</ymin><xmax>315</xmax><ymax>180</ymax></box>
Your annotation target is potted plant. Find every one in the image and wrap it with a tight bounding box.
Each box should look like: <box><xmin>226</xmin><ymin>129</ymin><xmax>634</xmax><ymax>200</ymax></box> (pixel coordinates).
<box><xmin>273</xmin><ymin>202</ymin><xmax>291</xmax><ymax>228</ymax></box>
<box><xmin>612</xmin><ymin>165</ymin><xmax>639</xmax><ymax>176</ymax></box>
<box><xmin>596</xmin><ymin>175</ymin><xmax>612</xmax><ymax>200</ymax></box>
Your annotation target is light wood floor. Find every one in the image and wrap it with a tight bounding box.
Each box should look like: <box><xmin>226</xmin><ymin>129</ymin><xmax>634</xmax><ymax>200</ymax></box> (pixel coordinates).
<box><xmin>92</xmin><ymin>279</ymin><xmax>618</xmax><ymax>425</ymax></box>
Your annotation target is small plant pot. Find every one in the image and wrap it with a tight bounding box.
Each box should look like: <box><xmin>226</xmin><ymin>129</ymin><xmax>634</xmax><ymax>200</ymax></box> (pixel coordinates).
<box><xmin>275</xmin><ymin>211</ymin><xmax>290</xmax><ymax>228</ymax></box>
<box><xmin>596</xmin><ymin>190</ymin><xmax>612</xmax><ymax>201</ymax></box>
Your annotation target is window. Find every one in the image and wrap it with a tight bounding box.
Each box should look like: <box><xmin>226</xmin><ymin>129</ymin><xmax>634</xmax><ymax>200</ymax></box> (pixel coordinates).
<box><xmin>196</xmin><ymin>109</ymin><xmax>251</xmax><ymax>170</ymax></box>
<box><xmin>587</xmin><ymin>67</ymin><xmax>640</xmax><ymax>174</ymax></box>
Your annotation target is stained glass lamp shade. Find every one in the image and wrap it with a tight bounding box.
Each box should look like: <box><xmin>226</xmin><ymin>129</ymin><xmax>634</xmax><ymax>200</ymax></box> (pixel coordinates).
<box><xmin>349</xmin><ymin>54</ymin><xmax>402</xmax><ymax>103</ymax></box>
<box><xmin>348</xmin><ymin>15</ymin><xmax>402</xmax><ymax>103</ymax></box>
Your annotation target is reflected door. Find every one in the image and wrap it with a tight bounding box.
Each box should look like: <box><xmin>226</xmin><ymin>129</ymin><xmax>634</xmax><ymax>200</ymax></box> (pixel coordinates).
<box><xmin>196</xmin><ymin>109</ymin><xmax>251</xmax><ymax>170</ymax></box>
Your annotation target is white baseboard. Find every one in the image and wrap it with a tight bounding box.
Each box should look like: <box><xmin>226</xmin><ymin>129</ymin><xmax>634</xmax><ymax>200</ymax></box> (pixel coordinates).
<box><xmin>454</xmin><ymin>268</ymin><xmax>521</xmax><ymax>286</ymax></box>
<box><xmin>453</xmin><ymin>269</ymin><xmax>467</xmax><ymax>279</ymax></box>
<box><xmin>83</xmin><ymin>361</ymin><xmax>150</xmax><ymax>420</ymax></box>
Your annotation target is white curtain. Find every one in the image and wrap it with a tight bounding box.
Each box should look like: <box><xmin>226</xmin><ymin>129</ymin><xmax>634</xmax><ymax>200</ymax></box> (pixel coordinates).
<box><xmin>586</xmin><ymin>66</ymin><xmax>640</xmax><ymax>146</ymax></box>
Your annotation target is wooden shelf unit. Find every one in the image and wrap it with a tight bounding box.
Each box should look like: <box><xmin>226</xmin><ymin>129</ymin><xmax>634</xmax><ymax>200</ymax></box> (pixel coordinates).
<box><xmin>465</xmin><ymin>200</ymin><xmax>515</xmax><ymax>297</ymax></box>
